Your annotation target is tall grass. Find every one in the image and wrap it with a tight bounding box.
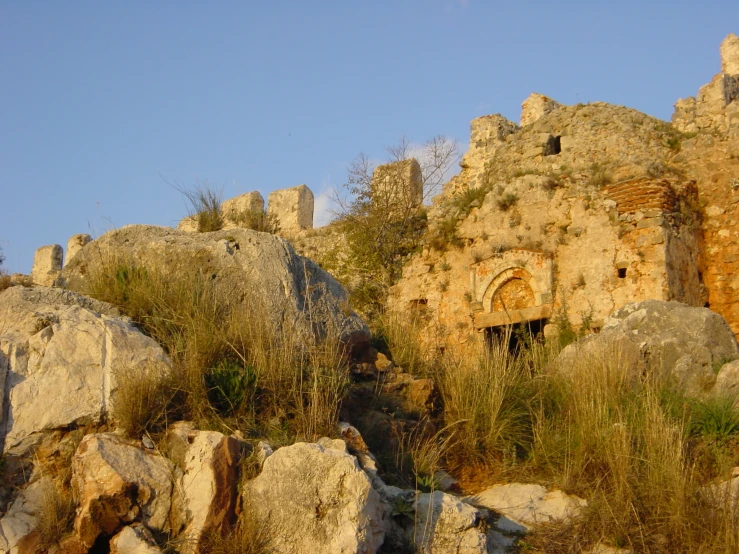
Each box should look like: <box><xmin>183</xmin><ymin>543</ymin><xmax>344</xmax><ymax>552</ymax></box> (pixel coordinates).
<box><xmin>175</xmin><ymin>181</ymin><xmax>224</xmax><ymax>232</ymax></box>
<box><xmin>82</xmin><ymin>256</ymin><xmax>349</xmax><ymax>442</ymax></box>
<box><xmin>373</xmin><ymin>311</ymin><xmax>438</xmax><ymax>376</ymax></box>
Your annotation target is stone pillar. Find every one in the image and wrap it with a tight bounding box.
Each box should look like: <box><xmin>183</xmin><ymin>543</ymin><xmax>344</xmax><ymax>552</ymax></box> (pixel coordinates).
<box><xmin>721</xmin><ymin>33</ymin><xmax>739</xmax><ymax>75</ymax></box>
<box><xmin>65</xmin><ymin>234</ymin><xmax>93</xmax><ymax>267</ymax></box>
<box><xmin>267</xmin><ymin>185</ymin><xmax>314</xmax><ymax>236</ymax></box>
<box><xmin>462</xmin><ymin>114</ymin><xmax>519</xmax><ymax>189</ymax></box>
<box><xmin>31</xmin><ymin>244</ymin><xmax>63</xmax><ymax>286</ymax></box>
<box><xmin>222</xmin><ymin>191</ymin><xmax>265</xmax><ymax>225</ymax></box>
<box><xmin>520</xmin><ymin>93</ymin><xmax>563</xmax><ymax>127</ymax></box>
<box><xmin>371</xmin><ymin>159</ymin><xmax>423</xmax><ymax>209</ymax></box>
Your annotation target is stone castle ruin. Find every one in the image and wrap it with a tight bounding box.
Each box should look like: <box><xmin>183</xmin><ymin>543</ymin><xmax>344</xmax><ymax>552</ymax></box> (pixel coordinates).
<box><xmin>27</xmin><ymin>34</ymin><xmax>739</xmax><ymax>356</ymax></box>
<box><xmin>390</xmin><ymin>34</ymin><xmax>739</xmax><ymax>351</ymax></box>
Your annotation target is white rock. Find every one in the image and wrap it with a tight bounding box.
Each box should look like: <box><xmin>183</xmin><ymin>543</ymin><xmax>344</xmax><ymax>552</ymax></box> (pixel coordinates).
<box><xmin>721</xmin><ymin>33</ymin><xmax>739</xmax><ymax>75</ymax></box>
<box><xmin>59</xmin><ymin>225</ymin><xmax>369</xmax><ymax>348</ymax></box>
<box><xmin>715</xmin><ymin>360</ymin><xmax>739</xmax><ymax>397</ymax></box>
<box><xmin>267</xmin><ymin>184</ymin><xmax>314</xmax><ymax>235</ymax></box>
<box><xmin>65</xmin><ymin>234</ymin><xmax>93</xmax><ymax>267</ymax></box>
<box><xmin>110</xmin><ymin>524</ymin><xmax>162</xmax><ymax>554</ymax></box>
<box><xmin>466</xmin><ymin>483</ymin><xmax>586</xmax><ymax>533</ymax></box>
<box><xmin>412</xmin><ymin>491</ymin><xmax>489</xmax><ymax>554</ymax></box>
<box><xmin>0</xmin><ymin>286</ymin><xmax>171</xmax><ymax>454</ymax></box>
<box><xmin>0</xmin><ymin>477</ymin><xmax>51</xmax><ymax>553</ymax></box>
<box><xmin>243</xmin><ymin>441</ymin><xmax>386</xmax><ymax>554</ymax></box>
<box><xmin>166</xmin><ymin>423</ymin><xmax>242</xmax><ymax>553</ymax></box>
<box><xmin>71</xmin><ymin>433</ymin><xmax>174</xmax><ymax>550</ymax></box>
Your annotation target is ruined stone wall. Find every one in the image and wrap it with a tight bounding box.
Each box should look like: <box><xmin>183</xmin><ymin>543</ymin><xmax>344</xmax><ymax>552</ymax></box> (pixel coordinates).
<box><xmin>371</xmin><ymin>159</ymin><xmax>423</xmax><ymax>209</ymax></box>
<box><xmin>390</xmin><ymin>95</ymin><xmax>705</xmax><ymax>351</ymax></box>
<box><xmin>673</xmin><ymin>34</ymin><xmax>739</xmax><ymax>135</ymax></box>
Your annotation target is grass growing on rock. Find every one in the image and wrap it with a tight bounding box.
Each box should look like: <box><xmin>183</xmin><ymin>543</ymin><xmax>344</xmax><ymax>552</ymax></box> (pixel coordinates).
<box><xmin>84</xmin><ymin>256</ymin><xmax>349</xmax><ymax>443</ymax></box>
<box><xmin>381</xmin><ymin>319</ymin><xmax>739</xmax><ymax>552</ymax></box>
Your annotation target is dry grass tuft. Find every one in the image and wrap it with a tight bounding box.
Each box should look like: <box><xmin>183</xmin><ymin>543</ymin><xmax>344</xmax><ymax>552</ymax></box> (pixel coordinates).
<box><xmin>202</xmin><ymin>505</ymin><xmax>274</xmax><ymax>554</ymax></box>
<box><xmin>36</xmin><ymin>480</ymin><xmax>75</xmax><ymax>548</ymax></box>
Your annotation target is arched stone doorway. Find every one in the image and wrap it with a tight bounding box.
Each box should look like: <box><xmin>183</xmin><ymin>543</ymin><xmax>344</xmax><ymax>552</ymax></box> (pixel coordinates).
<box><xmin>491</xmin><ymin>277</ymin><xmax>536</xmax><ymax>312</ymax></box>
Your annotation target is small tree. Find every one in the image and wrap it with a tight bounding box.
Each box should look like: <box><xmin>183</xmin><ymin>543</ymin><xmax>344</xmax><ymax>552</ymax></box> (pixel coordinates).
<box><xmin>334</xmin><ymin>136</ymin><xmax>459</xmax><ymax>315</ymax></box>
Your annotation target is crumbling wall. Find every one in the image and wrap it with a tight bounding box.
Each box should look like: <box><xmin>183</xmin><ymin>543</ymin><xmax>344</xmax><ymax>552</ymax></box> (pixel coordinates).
<box><xmin>267</xmin><ymin>184</ymin><xmax>314</xmax><ymax>237</ymax></box>
<box><xmin>673</xmin><ymin>34</ymin><xmax>739</xmax><ymax>135</ymax></box>
<box><xmin>520</xmin><ymin>93</ymin><xmax>563</xmax><ymax>127</ymax></box>
<box><xmin>371</xmin><ymin>159</ymin><xmax>423</xmax><ymax>209</ymax></box>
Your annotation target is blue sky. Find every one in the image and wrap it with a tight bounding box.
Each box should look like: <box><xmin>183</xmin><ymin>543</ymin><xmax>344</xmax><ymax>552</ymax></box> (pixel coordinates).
<box><xmin>1</xmin><ymin>1</ymin><xmax>737</xmax><ymax>274</ymax></box>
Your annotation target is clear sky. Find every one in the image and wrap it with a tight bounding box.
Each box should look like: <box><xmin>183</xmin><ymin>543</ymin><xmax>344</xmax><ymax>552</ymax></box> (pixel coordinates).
<box><xmin>1</xmin><ymin>1</ymin><xmax>737</xmax><ymax>274</ymax></box>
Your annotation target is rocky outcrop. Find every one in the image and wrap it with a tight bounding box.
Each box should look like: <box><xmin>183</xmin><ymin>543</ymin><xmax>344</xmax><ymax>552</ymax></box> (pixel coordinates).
<box><xmin>65</xmin><ymin>234</ymin><xmax>93</xmax><ymax>267</ymax></box>
<box><xmin>520</xmin><ymin>93</ymin><xmax>563</xmax><ymax>127</ymax></box>
<box><xmin>243</xmin><ymin>440</ymin><xmax>386</xmax><ymax>554</ymax></box>
<box><xmin>558</xmin><ymin>300</ymin><xmax>739</xmax><ymax>395</ymax></box>
<box><xmin>71</xmin><ymin>433</ymin><xmax>174</xmax><ymax>550</ymax></box>
<box><xmin>0</xmin><ymin>286</ymin><xmax>170</xmax><ymax>454</ymax></box>
<box><xmin>167</xmin><ymin>422</ymin><xmax>242</xmax><ymax>553</ymax></box>
<box><xmin>58</xmin><ymin>225</ymin><xmax>369</xmax><ymax>348</ymax></box>
<box><xmin>465</xmin><ymin>483</ymin><xmax>587</xmax><ymax>534</ymax></box>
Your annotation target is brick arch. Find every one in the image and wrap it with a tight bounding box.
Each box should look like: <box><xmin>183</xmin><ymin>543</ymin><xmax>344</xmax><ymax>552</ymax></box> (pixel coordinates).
<box><xmin>481</xmin><ymin>267</ymin><xmax>538</xmax><ymax>313</ymax></box>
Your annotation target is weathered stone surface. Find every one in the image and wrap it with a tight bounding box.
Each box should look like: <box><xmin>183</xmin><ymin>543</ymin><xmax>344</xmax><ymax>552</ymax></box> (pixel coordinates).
<box><xmin>520</xmin><ymin>93</ymin><xmax>563</xmax><ymax>127</ymax></box>
<box><xmin>465</xmin><ymin>483</ymin><xmax>586</xmax><ymax>533</ymax></box>
<box><xmin>0</xmin><ymin>477</ymin><xmax>50</xmax><ymax>554</ymax></box>
<box><xmin>58</xmin><ymin>225</ymin><xmax>369</xmax><ymax>348</ymax></box>
<box><xmin>268</xmin><ymin>184</ymin><xmax>314</xmax><ymax>236</ymax></box>
<box><xmin>71</xmin><ymin>433</ymin><xmax>174</xmax><ymax>549</ymax></box>
<box><xmin>110</xmin><ymin>524</ymin><xmax>162</xmax><ymax>554</ymax></box>
<box><xmin>243</xmin><ymin>441</ymin><xmax>386</xmax><ymax>554</ymax></box>
<box><xmin>371</xmin><ymin>159</ymin><xmax>423</xmax><ymax>209</ymax></box>
<box><xmin>166</xmin><ymin>422</ymin><xmax>242</xmax><ymax>552</ymax></box>
<box><xmin>570</xmin><ymin>301</ymin><xmax>739</xmax><ymax>394</ymax></box>
<box><xmin>30</xmin><ymin>244</ymin><xmax>62</xmax><ymax>286</ymax></box>
<box><xmin>65</xmin><ymin>234</ymin><xmax>93</xmax><ymax>267</ymax></box>
<box><xmin>715</xmin><ymin>360</ymin><xmax>739</xmax><ymax>397</ymax></box>
<box><xmin>0</xmin><ymin>286</ymin><xmax>170</xmax><ymax>454</ymax></box>
<box><xmin>412</xmin><ymin>491</ymin><xmax>489</xmax><ymax>553</ymax></box>
<box><xmin>721</xmin><ymin>33</ymin><xmax>739</xmax><ymax>75</ymax></box>
<box><xmin>222</xmin><ymin>191</ymin><xmax>265</xmax><ymax>223</ymax></box>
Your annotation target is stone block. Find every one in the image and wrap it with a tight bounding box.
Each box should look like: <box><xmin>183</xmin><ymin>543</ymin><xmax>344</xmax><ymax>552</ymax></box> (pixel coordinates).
<box><xmin>65</xmin><ymin>234</ymin><xmax>93</xmax><ymax>266</ymax></box>
<box><xmin>371</xmin><ymin>159</ymin><xmax>423</xmax><ymax>209</ymax></box>
<box><xmin>31</xmin><ymin>244</ymin><xmax>63</xmax><ymax>286</ymax></box>
<box><xmin>222</xmin><ymin>191</ymin><xmax>265</xmax><ymax>223</ymax></box>
<box><xmin>267</xmin><ymin>184</ymin><xmax>314</xmax><ymax>236</ymax></box>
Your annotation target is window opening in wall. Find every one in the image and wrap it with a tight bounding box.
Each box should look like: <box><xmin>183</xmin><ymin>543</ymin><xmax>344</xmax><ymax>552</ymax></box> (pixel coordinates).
<box><xmin>618</xmin><ymin>267</ymin><xmax>627</xmax><ymax>279</ymax></box>
<box><xmin>544</xmin><ymin>135</ymin><xmax>562</xmax><ymax>156</ymax></box>
<box><xmin>485</xmin><ymin>318</ymin><xmax>547</xmax><ymax>354</ymax></box>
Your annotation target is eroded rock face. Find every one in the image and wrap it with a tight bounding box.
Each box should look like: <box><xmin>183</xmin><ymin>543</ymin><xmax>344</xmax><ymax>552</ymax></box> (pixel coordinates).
<box><xmin>65</xmin><ymin>234</ymin><xmax>93</xmax><ymax>267</ymax></box>
<box><xmin>167</xmin><ymin>422</ymin><xmax>242</xmax><ymax>553</ymax></box>
<box><xmin>58</xmin><ymin>225</ymin><xmax>369</xmax><ymax>349</ymax></box>
<box><xmin>71</xmin><ymin>433</ymin><xmax>174</xmax><ymax>549</ymax></box>
<box><xmin>243</xmin><ymin>441</ymin><xmax>386</xmax><ymax>554</ymax></box>
<box><xmin>721</xmin><ymin>33</ymin><xmax>739</xmax><ymax>75</ymax></box>
<box><xmin>0</xmin><ymin>286</ymin><xmax>170</xmax><ymax>455</ymax></box>
<box><xmin>559</xmin><ymin>300</ymin><xmax>739</xmax><ymax>395</ymax></box>
<box><xmin>465</xmin><ymin>483</ymin><xmax>587</xmax><ymax>534</ymax></box>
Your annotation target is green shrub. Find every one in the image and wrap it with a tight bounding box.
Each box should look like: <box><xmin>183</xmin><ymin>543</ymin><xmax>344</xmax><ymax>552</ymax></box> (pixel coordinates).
<box><xmin>689</xmin><ymin>396</ymin><xmax>739</xmax><ymax>440</ymax></box>
<box><xmin>206</xmin><ymin>360</ymin><xmax>258</xmax><ymax>416</ymax></box>
<box><xmin>496</xmin><ymin>192</ymin><xmax>519</xmax><ymax>212</ymax></box>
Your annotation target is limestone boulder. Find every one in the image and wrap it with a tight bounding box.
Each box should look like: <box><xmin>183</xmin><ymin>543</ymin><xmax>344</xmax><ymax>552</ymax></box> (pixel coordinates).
<box><xmin>558</xmin><ymin>300</ymin><xmax>739</xmax><ymax>395</ymax></box>
<box><xmin>58</xmin><ymin>225</ymin><xmax>369</xmax><ymax>348</ymax></box>
<box><xmin>715</xmin><ymin>360</ymin><xmax>739</xmax><ymax>398</ymax></box>
<box><xmin>0</xmin><ymin>477</ymin><xmax>50</xmax><ymax>554</ymax></box>
<box><xmin>465</xmin><ymin>483</ymin><xmax>587</xmax><ymax>534</ymax></box>
<box><xmin>412</xmin><ymin>491</ymin><xmax>490</xmax><ymax>554</ymax></box>
<box><xmin>65</xmin><ymin>233</ymin><xmax>93</xmax><ymax>266</ymax></box>
<box><xmin>0</xmin><ymin>286</ymin><xmax>170</xmax><ymax>455</ymax></box>
<box><xmin>166</xmin><ymin>422</ymin><xmax>242</xmax><ymax>552</ymax></box>
<box><xmin>242</xmin><ymin>441</ymin><xmax>386</xmax><ymax>554</ymax></box>
<box><xmin>109</xmin><ymin>524</ymin><xmax>162</xmax><ymax>554</ymax></box>
<box><xmin>71</xmin><ymin>433</ymin><xmax>174</xmax><ymax>549</ymax></box>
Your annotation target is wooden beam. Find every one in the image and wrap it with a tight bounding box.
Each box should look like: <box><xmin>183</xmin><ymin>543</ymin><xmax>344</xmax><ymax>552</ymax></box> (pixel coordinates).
<box><xmin>473</xmin><ymin>304</ymin><xmax>553</xmax><ymax>329</ymax></box>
